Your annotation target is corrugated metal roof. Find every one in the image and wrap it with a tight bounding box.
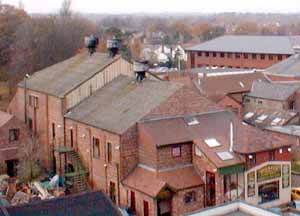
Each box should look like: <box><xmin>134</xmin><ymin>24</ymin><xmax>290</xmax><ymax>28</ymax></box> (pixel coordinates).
<box><xmin>247</xmin><ymin>81</ymin><xmax>300</xmax><ymax>101</ymax></box>
<box><xmin>19</xmin><ymin>52</ymin><xmax>117</xmax><ymax>98</ymax></box>
<box><xmin>266</xmin><ymin>54</ymin><xmax>300</xmax><ymax>77</ymax></box>
<box><xmin>65</xmin><ymin>75</ymin><xmax>182</xmax><ymax>134</ymax></box>
<box><xmin>186</xmin><ymin>35</ymin><xmax>300</xmax><ymax>54</ymax></box>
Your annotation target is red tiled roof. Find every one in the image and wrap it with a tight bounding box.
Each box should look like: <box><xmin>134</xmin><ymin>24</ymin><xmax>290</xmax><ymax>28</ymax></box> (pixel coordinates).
<box><xmin>199</xmin><ymin>72</ymin><xmax>267</xmax><ymax>102</ymax></box>
<box><xmin>122</xmin><ymin>166</ymin><xmax>204</xmax><ymax>197</ymax></box>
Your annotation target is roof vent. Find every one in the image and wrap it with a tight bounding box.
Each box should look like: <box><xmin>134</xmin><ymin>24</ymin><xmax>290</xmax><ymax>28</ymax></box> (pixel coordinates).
<box><xmin>134</xmin><ymin>61</ymin><xmax>149</xmax><ymax>82</ymax></box>
<box><xmin>85</xmin><ymin>35</ymin><xmax>99</xmax><ymax>55</ymax></box>
<box><xmin>107</xmin><ymin>36</ymin><xmax>120</xmax><ymax>58</ymax></box>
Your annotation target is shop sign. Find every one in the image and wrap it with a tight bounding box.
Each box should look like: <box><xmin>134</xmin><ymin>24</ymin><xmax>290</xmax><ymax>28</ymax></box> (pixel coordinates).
<box><xmin>282</xmin><ymin>164</ymin><xmax>290</xmax><ymax>188</ymax></box>
<box><xmin>257</xmin><ymin>165</ymin><xmax>281</xmax><ymax>183</ymax></box>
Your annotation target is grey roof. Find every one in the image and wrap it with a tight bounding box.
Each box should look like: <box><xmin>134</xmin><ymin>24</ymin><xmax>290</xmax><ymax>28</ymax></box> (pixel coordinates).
<box><xmin>266</xmin><ymin>54</ymin><xmax>300</xmax><ymax>77</ymax></box>
<box><xmin>186</xmin><ymin>35</ymin><xmax>300</xmax><ymax>54</ymax></box>
<box><xmin>247</xmin><ymin>81</ymin><xmax>300</xmax><ymax>101</ymax></box>
<box><xmin>65</xmin><ymin>75</ymin><xmax>182</xmax><ymax>134</ymax></box>
<box><xmin>19</xmin><ymin>52</ymin><xmax>116</xmax><ymax>98</ymax></box>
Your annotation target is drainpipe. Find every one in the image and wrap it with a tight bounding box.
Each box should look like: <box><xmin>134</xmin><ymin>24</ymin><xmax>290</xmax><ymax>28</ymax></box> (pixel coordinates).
<box><xmin>88</xmin><ymin>128</ymin><xmax>94</xmax><ymax>189</ymax></box>
<box><xmin>230</xmin><ymin>121</ymin><xmax>234</xmax><ymax>152</ymax></box>
<box><xmin>24</xmin><ymin>74</ymin><xmax>30</xmax><ymax>123</ymax></box>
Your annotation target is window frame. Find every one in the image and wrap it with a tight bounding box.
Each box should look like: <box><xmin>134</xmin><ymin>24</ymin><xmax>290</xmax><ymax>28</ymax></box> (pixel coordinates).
<box><xmin>107</xmin><ymin>142</ymin><xmax>113</xmax><ymax>163</ymax></box>
<box><xmin>93</xmin><ymin>137</ymin><xmax>100</xmax><ymax>159</ymax></box>
<box><xmin>172</xmin><ymin>146</ymin><xmax>181</xmax><ymax>158</ymax></box>
<box><xmin>184</xmin><ymin>191</ymin><xmax>197</xmax><ymax>204</ymax></box>
<box><xmin>9</xmin><ymin>128</ymin><xmax>20</xmax><ymax>142</ymax></box>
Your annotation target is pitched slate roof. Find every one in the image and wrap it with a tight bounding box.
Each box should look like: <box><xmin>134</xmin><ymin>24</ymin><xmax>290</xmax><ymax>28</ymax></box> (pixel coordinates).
<box><xmin>199</xmin><ymin>72</ymin><xmax>267</xmax><ymax>102</ymax></box>
<box><xmin>3</xmin><ymin>191</ymin><xmax>120</xmax><ymax>216</ymax></box>
<box><xmin>266</xmin><ymin>54</ymin><xmax>300</xmax><ymax>77</ymax></box>
<box><xmin>18</xmin><ymin>52</ymin><xmax>117</xmax><ymax>98</ymax></box>
<box><xmin>247</xmin><ymin>81</ymin><xmax>300</xmax><ymax>101</ymax></box>
<box><xmin>122</xmin><ymin>165</ymin><xmax>203</xmax><ymax>197</ymax></box>
<box><xmin>65</xmin><ymin>75</ymin><xmax>182</xmax><ymax>134</ymax></box>
<box><xmin>186</xmin><ymin>35</ymin><xmax>300</xmax><ymax>54</ymax></box>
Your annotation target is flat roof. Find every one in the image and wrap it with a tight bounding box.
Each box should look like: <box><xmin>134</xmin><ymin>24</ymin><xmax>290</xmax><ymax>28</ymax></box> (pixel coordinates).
<box><xmin>186</xmin><ymin>35</ymin><xmax>300</xmax><ymax>54</ymax></box>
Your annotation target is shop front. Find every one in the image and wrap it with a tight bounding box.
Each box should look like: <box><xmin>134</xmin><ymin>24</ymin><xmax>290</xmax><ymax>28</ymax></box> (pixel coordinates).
<box><xmin>245</xmin><ymin>161</ymin><xmax>291</xmax><ymax>208</ymax></box>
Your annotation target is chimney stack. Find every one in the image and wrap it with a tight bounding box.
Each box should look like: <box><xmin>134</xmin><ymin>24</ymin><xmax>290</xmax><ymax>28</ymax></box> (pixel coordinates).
<box><xmin>107</xmin><ymin>36</ymin><xmax>120</xmax><ymax>58</ymax></box>
<box><xmin>134</xmin><ymin>60</ymin><xmax>149</xmax><ymax>82</ymax></box>
<box><xmin>85</xmin><ymin>35</ymin><xmax>99</xmax><ymax>56</ymax></box>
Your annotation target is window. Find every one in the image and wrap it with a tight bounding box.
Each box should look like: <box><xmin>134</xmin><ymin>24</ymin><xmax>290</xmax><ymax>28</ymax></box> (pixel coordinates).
<box><xmin>52</xmin><ymin>123</ymin><xmax>56</xmax><ymax>138</ymax></box>
<box><xmin>107</xmin><ymin>142</ymin><xmax>112</xmax><ymax>163</ymax></box>
<box><xmin>70</xmin><ymin>129</ymin><xmax>74</xmax><ymax>148</ymax></box>
<box><xmin>220</xmin><ymin>53</ymin><xmax>225</xmax><ymax>58</ymax></box>
<box><xmin>195</xmin><ymin>145</ymin><xmax>203</xmax><ymax>157</ymax></box>
<box><xmin>217</xmin><ymin>151</ymin><xmax>234</xmax><ymax>161</ymax></box>
<box><xmin>269</xmin><ymin>55</ymin><xmax>274</xmax><ymax>60</ymax></box>
<box><xmin>93</xmin><ymin>137</ymin><xmax>100</xmax><ymax>158</ymax></box>
<box><xmin>269</xmin><ymin>150</ymin><xmax>275</xmax><ymax>161</ymax></box>
<box><xmin>205</xmin><ymin>138</ymin><xmax>221</xmax><ymax>148</ymax></box>
<box><xmin>190</xmin><ymin>52</ymin><xmax>195</xmax><ymax>68</ymax></box>
<box><xmin>29</xmin><ymin>95</ymin><xmax>38</xmax><ymax>108</ymax></box>
<box><xmin>244</xmin><ymin>98</ymin><xmax>250</xmax><ymax>103</ymax></box>
<box><xmin>9</xmin><ymin>129</ymin><xmax>20</xmax><ymax>142</ymax></box>
<box><xmin>143</xmin><ymin>200</ymin><xmax>149</xmax><ymax>216</ymax></box>
<box><xmin>205</xmin><ymin>52</ymin><xmax>210</xmax><ymax>57</ymax></box>
<box><xmin>197</xmin><ymin>52</ymin><xmax>202</xmax><ymax>57</ymax></box>
<box><xmin>28</xmin><ymin>118</ymin><xmax>33</xmax><ymax>131</ymax></box>
<box><xmin>184</xmin><ymin>191</ymin><xmax>196</xmax><ymax>204</ymax></box>
<box><xmin>257</xmin><ymin>100</ymin><xmax>263</xmax><ymax>105</ymax></box>
<box><xmin>260</xmin><ymin>54</ymin><xmax>265</xmax><ymax>60</ymax></box>
<box><xmin>278</xmin><ymin>55</ymin><xmax>283</xmax><ymax>61</ymax></box>
<box><xmin>252</xmin><ymin>54</ymin><xmax>257</xmax><ymax>59</ymax></box>
<box><xmin>244</xmin><ymin>112</ymin><xmax>254</xmax><ymax>119</ymax></box>
<box><xmin>185</xmin><ymin>116</ymin><xmax>199</xmax><ymax>126</ymax></box>
<box><xmin>235</xmin><ymin>53</ymin><xmax>240</xmax><ymax>59</ymax></box>
<box><xmin>227</xmin><ymin>53</ymin><xmax>232</xmax><ymax>58</ymax></box>
<box><xmin>172</xmin><ymin>146</ymin><xmax>181</xmax><ymax>158</ymax></box>
<box><xmin>244</xmin><ymin>53</ymin><xmax>248</xmax><ymax>59</ymax></box>
<box><xmin>213</xmin><ymin>52</ymin><xmax>217</xmax><ymax>57</ymax></box>
<box><xmin>289</xmin><ymin>100</ymin><xmax>295</xmax><ymax>110</ymax></box>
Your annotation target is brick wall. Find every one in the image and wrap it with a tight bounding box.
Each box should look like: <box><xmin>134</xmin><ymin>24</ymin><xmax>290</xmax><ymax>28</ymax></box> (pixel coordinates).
<box><xmin>187</xmin><ymin>51</ymin><xmax>289</xmax><ymax>69</ymax></box>
<box><xmin>172</xmin><ymin>187</ymin><xmax>204</xmax><ymax>215</ymax></box>
<box><xmin>218</xmin><ymin>96</ymin><xmax>242</xmax><ymax>117</ymax></box>
<box><xmin>138</xmin><ymin>125</ymin><xmax>158</xmax><ymax>169</ymax></box>
<box><xmin>245</xmin><ymin>147</ymin><xmax>292</xmax><ymax>169</ymax></box>
<box><xmin>157</xmin><ymin>143</ymin><xmax>192</xmax><ymax>170</ymax></box>
<box><xmin>0</xmin><ymin>116</ymin><xmax>31</xmax><ymax>174</ymax></box>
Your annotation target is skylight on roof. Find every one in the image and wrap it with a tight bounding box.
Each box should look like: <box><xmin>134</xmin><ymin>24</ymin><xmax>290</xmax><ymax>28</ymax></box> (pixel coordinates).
<box><xmin>256</xmin><ymin>114</ymin><xmax>268</xmax><ymax>122</ymax></box>
<box><xmin>205</xmin><ymin>138</ymin><xmax>221</xmax><ymax>148</ymax></box>
<box><xmin>185</xmin><ymin>116</ymin><xmax>200</xmax><ymax>126</ymax></box>
<box><xmin>239</xmin><ymin>82</ymin><xmax>245</xmax><ymax>88</ymax></box>
<box><xmin>244</xmin><ymin>112</ymin><xmax>254</xmax><ymax>119</ymax></box>
<box><xmin>271</xmin><ymin>117</ymin><xmax>282</xmax><ymax>126</ymax></box>
<box><xmin>217</xmin><ymin>151</ymin><xmax>234</xmax><ymax>161</ymax></box>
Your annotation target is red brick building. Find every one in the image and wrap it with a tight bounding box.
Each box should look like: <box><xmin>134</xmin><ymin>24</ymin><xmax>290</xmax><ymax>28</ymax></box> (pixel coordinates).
<box><xmin>0</xmin><ymin>111</ymin><xmax>31</xmax><ymax>177</ymax></box>
<box><xmin>8</xmin><ymin>52</ymin><xmax>132</xmax><ymax>171</ymax></box>
<box><xmin>185</xmin><ymin>35</ymin><xmax>300</xmax><ymax>69</ymax></box>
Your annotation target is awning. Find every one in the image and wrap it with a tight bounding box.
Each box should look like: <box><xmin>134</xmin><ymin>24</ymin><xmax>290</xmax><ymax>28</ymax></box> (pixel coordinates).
<box><xmin>218</xmin><ymin>164</ymin><xmax>245</xmax><ymax>175</ymax></box>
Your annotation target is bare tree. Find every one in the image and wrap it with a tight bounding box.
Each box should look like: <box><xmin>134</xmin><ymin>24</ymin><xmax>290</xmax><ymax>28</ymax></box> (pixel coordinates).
<box><xmin>59</xmin><ymin>0</ymin><xmax>72</xmax><ymax>17</ymax></box>
<box><xmin>17</xmin><ymin>135</ymin><xmax>43</xmax><ymax>183</ymax></box>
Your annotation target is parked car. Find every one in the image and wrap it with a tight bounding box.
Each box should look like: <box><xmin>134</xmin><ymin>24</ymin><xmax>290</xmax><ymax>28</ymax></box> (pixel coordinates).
<box><xmin>291</xmin><ymin>188</ymin><xmax>300</xmax><ymax>200</ymax></box>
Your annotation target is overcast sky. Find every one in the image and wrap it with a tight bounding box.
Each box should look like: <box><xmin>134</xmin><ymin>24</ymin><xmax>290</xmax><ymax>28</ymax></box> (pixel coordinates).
<box><xmin>3</xmin><ymin>0</ymin><xmax>300</xmax><ymax>14</ymax></box>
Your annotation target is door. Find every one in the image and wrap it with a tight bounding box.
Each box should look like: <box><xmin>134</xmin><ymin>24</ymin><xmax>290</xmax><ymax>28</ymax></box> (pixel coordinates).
<box><xmin>109</xmin><ymin>182</ymin><xmax>116</xmax><ymax>204</ymax></box>
<box><xmin>206</xmin><ymin>171</ymin><xmax>216</xmax><ymax>206</ymax></box>
<box><xmin>143</xmin><ymin>200</ymin><xmax>149</xmax><ymax>216</ymax></box>
<box><xmin>130</xmin><ymin>191</ymin><xmax>136</xmax><ymax>212</ymax></box>
<box><xmin>6</xmin><ymin>160</ymin><xmax>18</xmax><ymax>177</ymax></box>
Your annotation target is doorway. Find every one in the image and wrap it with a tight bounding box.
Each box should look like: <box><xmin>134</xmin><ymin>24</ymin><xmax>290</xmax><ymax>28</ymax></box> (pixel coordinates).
<box><xmin>157</xmin><ymin>188</ymin><xmax>172</xmax><ymax>216</ymax></box>
<box><xmin>6</xmin><ymin>160</ymin><xmax>18</xmax><ymax>177</ymax></box>
<box><xmin>206</xmin><ymin>171</ymin><xmax>216</xmax><ymax>206</ymax></box>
